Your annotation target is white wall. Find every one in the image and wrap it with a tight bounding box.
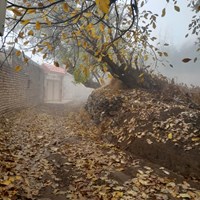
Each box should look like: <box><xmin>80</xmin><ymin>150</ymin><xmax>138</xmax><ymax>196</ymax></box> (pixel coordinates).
<box><xmin>62</xmin><ymin>73</ymin><xmax>93</xmax><ymax>102</ymax></box>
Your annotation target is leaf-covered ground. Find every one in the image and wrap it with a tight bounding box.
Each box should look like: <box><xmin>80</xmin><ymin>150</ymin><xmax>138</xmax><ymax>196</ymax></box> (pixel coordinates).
<box><xmin>0</xmin><ymin>103</ymin><xmax>200</xmax><ymax>200</ymax></box>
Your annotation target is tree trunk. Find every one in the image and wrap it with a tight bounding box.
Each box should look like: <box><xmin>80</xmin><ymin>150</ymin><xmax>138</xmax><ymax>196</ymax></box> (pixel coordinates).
<box><xmin>102</xmin><ymin>55</ymin><xmax>157</xmax><ymax>89</ymax></box>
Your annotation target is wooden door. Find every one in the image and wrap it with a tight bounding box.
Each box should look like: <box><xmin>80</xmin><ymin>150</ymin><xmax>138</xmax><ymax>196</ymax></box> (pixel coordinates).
<box><xmin>46</xmin><ymin>80</ymin><xmax>61</xmax><ymax>102</ymax></box>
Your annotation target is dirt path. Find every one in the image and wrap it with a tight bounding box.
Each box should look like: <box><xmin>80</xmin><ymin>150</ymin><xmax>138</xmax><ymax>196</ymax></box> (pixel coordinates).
<box><xmin>0</xmin><ymin>104</ymin><xmax>200</xmax><ymax>200</ymax></box>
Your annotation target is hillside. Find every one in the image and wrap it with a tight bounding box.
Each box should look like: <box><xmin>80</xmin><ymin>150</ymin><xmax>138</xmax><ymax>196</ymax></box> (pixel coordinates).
<box><xmin>86</xmin><ymin>79</ymin><xmax>200</xmax><ymax>181</ymax></box>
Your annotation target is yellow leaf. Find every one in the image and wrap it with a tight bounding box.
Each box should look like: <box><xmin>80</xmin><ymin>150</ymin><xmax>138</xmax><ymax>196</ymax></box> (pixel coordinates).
<box><xmin>95</xmin><ymin>0</ymin><xmax>110</xmax><ymax>14</ymax></box>
<box><xmin>45</xmin><ymin>17</ymin><xmax>52</xmax><ymax>26</ymax></box>
<box><xmin>174</xmin><ymin>5</ymin><xmax>180</xmax><ymax>12</ymax></box>
<box><xmin>100</xmin><ymin>23</ymin><xmax>105</xmax><ymax>32</ymax></box>
<box><xmin>61</xmin><ymin>33</ymin><xmax>67</xmax><ymax>39</ymax></box>
<box><xmin>37</xmin><ymin>47</ymin><xmax>43</xmax><ymax>52</ymax></box>
<box><xmin>15</xmin><ymin>175</ymin><xmax>22</xmax><ymax>180</ymax></box>
<box><xmin>63</xmin><ymin>2</ymin><xmax>69</xmax><ymax>12</ymax></box>
<box><xmin>43</xmin><ymin>53</ymin><xmax>47</xmax><ymax>59</ymax></box>
<box><xmin>86</xmin><ymin>23</ymin><xmax>93</xmax><ymax>31</ymax></box>
<box><xmin>139</xmin><ymin>73</ymin><xmax>144</xmax><ymax>78</ymax></box>
<box><xmin>97</xmin><ymin>56</ymin><xmax>102</xmax><ymax>62</ymax></box>
<box><xmin>82</xmin><ymin>41</ymin><xmax>87</xmax><ymax>48</ymax></box>
<box><xmin>24</xmin><ymin>41</ymin><xmax>29</xmax><ymax>45</ymax></box>
<box><xmin>35</xmin><ymin>21</ymin><xmax>41</xmax><ymax>30</ymax></box>
<box><xmin>38</xmin><ymin>2</ymin><xmax>44</xmax><ymax>7</ymax></box>
<box><xmin>15</xmin><ymin>66</ymin><xmax>22</xmax><ymax>72</ymax></box>
<box><xmin>168</xmin><ymin>133</ymin><xmax>173</xmax><ymax>139</ymax></box>
<box><xmin>83</xmin><ymin>67</ymin><xmax>89</xmax><ymax>78</ymax></box>
<box><xmin>73</xmin><ymin>17</ymin><xmax>79</xmax><ymax>24</ymax></box>
<box><xmin>103</xmin><ymin>65</ymin><xmax>107</xmax><ymax>72</ymax></box>
<box><xmin>191</xmin><ymin>137</ymin><xmax>200</xmax><ymax>142</ymax></box>
<box><xmin>27</xmin><ymin>9</ymin><xmax>36</xmax><ymax>14</ymax></box>
<box><xmin>112</xmin><ymin>191</ymin><xmax>124</xmax><ymax>198</ymax></box>
<box><xmin>84</xmin><ymin>12</ymin><xmax>92</xmax><ymax>17</ymax></box>
<box><xmin>144</xmin><ymin>55</ymin><xmax>148</xmax><ymax>61</ymax></box>
<box><xmin>16</xmin><ymin>50</ymin><xmax>21</xmax><ymax>56</ymax></box>
<box><xmin>43</xmin><ymin>42</ymin><xmax>53</xmax><ymax>51</ymax></box>
<box><xmin>0</xmin><ymin>179</ymin><xmax>12</xmax><ymax>186</ymax></box>
<box><xmin>54</xmin><ymin>61</ymin><xmax>59</xmax><ymax>67</ymax></box>
<box><xmin>47</xmin><ymin>44</ymin><xmax>53</xmax><ymax>51</ymax></box>
<box><xmin>11</xmin><ymin>8</ymin><xmax>22</xmax><ymax>16</ymax></box>
<box><xmin>161</xmin><ymin>8</ymin><xmax>166</xmax><ymax>17</ymax></box>
<box><xmin>108</xmin><ymin>73</ymin><xmax>113</xmax><ymax>79</ymax></box>
<box><xmin>24</xmin><ymin>57</ymin><xmax>29</xmax><ymax>63</ymax></box>
<box><xmin>18</xmin><ymin>31</ymin><xmax>24</xmax><ymax>38</ymax></box>
<box><xmin>28</xmin><ymin>30</ymin><xmax>34</xmax><ymax>36</ymax></box>
<box><xmin>99</xmin><ymin>77</ymin><xmax>105</xmax><ymax>85</ymax></box>
<box><xmin>21</xmin><ymin>19</ymin><xmax>30</xmax><ymax>26</ymax></box>
<box><xmin>107</xmin><ymin>28</ymin><xmax>112</xmax><ymax>35</ymax></box>
<box><xmin>32</xmin><ymin>48</ymin><xmax>36</xmax><ymax>54</ymax></box>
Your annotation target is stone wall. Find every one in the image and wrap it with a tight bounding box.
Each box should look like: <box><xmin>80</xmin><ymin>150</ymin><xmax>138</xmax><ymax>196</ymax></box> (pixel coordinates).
<box><xmin>0</xmin><ymin>52</ymin><xmax>44</xmax><ymax>115</ymax></box>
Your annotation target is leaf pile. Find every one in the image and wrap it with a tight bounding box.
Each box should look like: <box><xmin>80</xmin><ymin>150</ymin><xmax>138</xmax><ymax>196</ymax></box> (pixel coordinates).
<box><xmin>86</xmin><ymin>87</ymin><xmax>200</xmax><ymax>151</ymax></box>
<box><xmin>86</xmin><ymin>86</ymin><xmax>200</xmax><ymax>180</ymax></box>
<box><xmin>0</xmin><ymin>103</ymin><xmax>200</xmax><ymax>199</ymax></box>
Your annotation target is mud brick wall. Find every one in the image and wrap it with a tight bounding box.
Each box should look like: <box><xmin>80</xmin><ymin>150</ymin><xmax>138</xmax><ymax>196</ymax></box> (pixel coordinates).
<box><xmin>0</xmin><ymin>54</ymin><xmax>44</xmax><ymax>115</ymax></box>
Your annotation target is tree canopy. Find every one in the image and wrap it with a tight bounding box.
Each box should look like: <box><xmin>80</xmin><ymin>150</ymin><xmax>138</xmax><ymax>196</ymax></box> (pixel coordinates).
<box><xmin>1</xmin><ymin>0</ymin><xmax>199</xmax><ymax>88</ymax></box>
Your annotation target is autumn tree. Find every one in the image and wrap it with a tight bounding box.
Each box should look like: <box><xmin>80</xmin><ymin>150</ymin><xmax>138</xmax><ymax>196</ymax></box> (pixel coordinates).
<box><xmin>1</xmin><ymin>0</ymin><xmax>198</xmax><ymax>88</ymax></box>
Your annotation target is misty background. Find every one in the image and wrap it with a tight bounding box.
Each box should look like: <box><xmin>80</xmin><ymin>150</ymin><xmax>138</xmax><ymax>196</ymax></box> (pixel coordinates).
<box><xmin>1</xmin><ymin>1</ymin><xmax>199</xmax><ymax>87</ymax></box>
<box><xmin>143</xmin><ymin>1</ymin><xmax>199</xmax><ymax>86</ymax></box>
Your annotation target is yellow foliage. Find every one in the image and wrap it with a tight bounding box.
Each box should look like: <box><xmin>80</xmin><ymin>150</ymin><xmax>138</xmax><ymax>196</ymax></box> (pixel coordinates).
<box><xmin>15</xmin><ymin>66</ymin><xmax>22</xmax><ymax>72</ymax></box>
<box><xmin>84</xmin><ymin>12</ymin><xmax>92</xmax><ymax>17</ymax></box>
<box><xmin>32</xmin><ymin>48</ymin><xmax>36</xmax><ymax>54</ymax></box>
<box><xmin>73</xmin><ymin>17</ymin><xmax>79</xmax><ymax>24</ymax></box>
<box><xmin>15</xmin><ymin>50</ymin><xmax>21</xmax><ymax>57</ymax></box>
<box><xmin>144</xmin><ymin>55</ymin><xmax>148</xmax><ymax>61</ymax></box>
<box><xmin>100</xmin><ymin>23</ymin><xmax>105</xmax><ymax>32</ymax></box>
<box><xmin>24</xmin><ymin>57</ymin><xmax>29</xmax><ymax>63</ymax></box>
<box><xmin>43</xmin><ymin>53</ymin><xmax>47</xmax><ymax>59</ymax></box>
<box><xmin>82</xmin><ymin>41</ymin><xmax>87</xmax><ymax>49</ymax></box>
<box><xmin>28</xmin><ymin>30</ymin><xmax>34</xmax><ymax>36</ymax></box>
<box><xmin>21</xmin><ymin>19</ymin><xmax>30</xmax><ymax>26</ymax></box>
<box><xmin>45</xmin><ymin>17</ymin><xmax>52</xmax><ymax>26</ymax></box>
<box><xmin>108</xmin><ymin>73</ymin><xmax>113</xmax><ymax>79</ymax></box>
<box><xmin>63</xmin><ymin>3</ymin><xmax>69</xmax><ymax>12</ymax></box>
<box><xmin>18</xmin><ymin>31</ymin><xmax>24</xmax><ymax>38</ymax></box>
<box><xmin>95</xmin><ymin>0</ymin><xmax>110</xmax><ymax>14</ymax></box>
<box><xmin>27</xmin><ymin>9</ymin><xmax>36</xmax><ymax>14</ymax></box>
<box><xmin>23</xmin><ymin>41</ymin><xmax>29</xmax><ymax>45</ymax></box>
<box><xmin>43</xmin><ymin>42</ymin><xmax>53</xmax><ymax>51</ymax></box>
<box><xmin>37</xmin><ymin>47</ymin><xmax>43</xmax><ymax>52</ymax></box>
<box><xmin>168</xmin><ymin>133</ymin><xmax>173</xmax><ymax>139</ymax></box>
<box><xmin>35</xmin><ymin>21</ymin><xmax>41</xmax><ymax>30</ymax></box>
<box><xmin>54</xmin><ymin>61</ymin><xmax>59</xmax><ymax>67</ymax></box>
<box><xmin>11</xmin><ymin>8</ymin><xmax>22</xmax><ymax>16</ymax></box>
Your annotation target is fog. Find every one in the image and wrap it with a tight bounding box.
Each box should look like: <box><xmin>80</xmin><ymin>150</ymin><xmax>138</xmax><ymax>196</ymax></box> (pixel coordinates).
<box><xmin>142</xmin><ymin>1</ymin><xmax>200</xmax><ymax>86</ymax></box>
<box><xmin>157</xmin><ymin>40</ymin><xmax>200</xmax><ymax>86</ymax></box>
<box><xmin>62</xmin><ymin>73</ymin><xmax>93</xmax><ymax>103</ymax></box>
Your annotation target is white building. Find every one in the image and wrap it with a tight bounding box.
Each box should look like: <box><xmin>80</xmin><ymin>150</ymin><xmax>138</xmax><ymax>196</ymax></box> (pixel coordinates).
<box><xmin>42</xmin><ymin>63</ymin><xmax>93</xmax><ymax>103</ymax></box>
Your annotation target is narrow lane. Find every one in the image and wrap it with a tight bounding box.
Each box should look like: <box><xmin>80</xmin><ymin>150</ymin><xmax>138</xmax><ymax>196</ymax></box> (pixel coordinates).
<box><xmin>0</xmin><ymin>104</ymin><xmax>199</xmax><ymax>200</ymax></box>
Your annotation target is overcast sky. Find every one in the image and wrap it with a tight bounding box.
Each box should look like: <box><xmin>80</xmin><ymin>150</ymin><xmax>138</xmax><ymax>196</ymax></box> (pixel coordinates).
<box><xmin>143</xmin><ymin>1</ymin><xmax>200</xmax><ymax>86</ymax></box>
<box><xmin>144</xmin><ymin>0</ymin><xmax>197</xmax><ymax>46</ymax></box>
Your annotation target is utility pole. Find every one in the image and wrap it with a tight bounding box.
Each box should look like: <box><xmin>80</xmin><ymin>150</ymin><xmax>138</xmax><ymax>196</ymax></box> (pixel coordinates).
<box><xmin>0</xmin><ymin>0</ymin><xmax>7</xmax><ymax>36</ymax></box>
